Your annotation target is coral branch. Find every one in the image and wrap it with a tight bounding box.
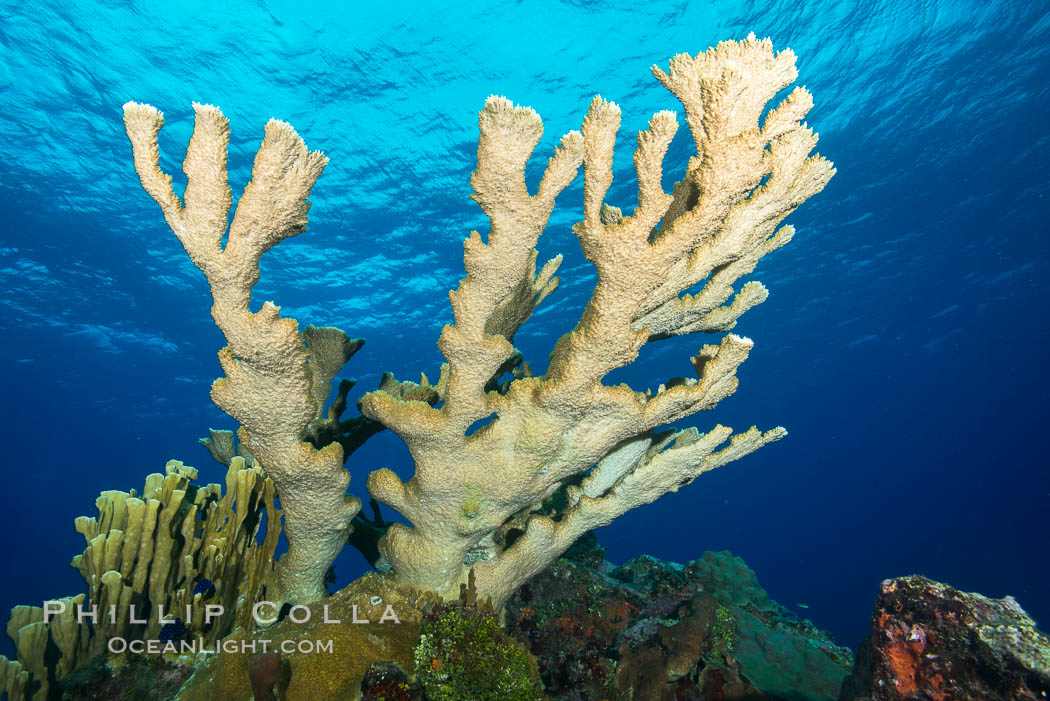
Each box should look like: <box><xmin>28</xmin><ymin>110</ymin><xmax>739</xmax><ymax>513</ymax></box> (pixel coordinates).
<box><xmin>359</xmin><ymin>35</ymin><xmax>834</xmax><ymax>607</ymax></box>
<box><xmin>123</xmin><ymin>103</ymin><xmax>358</xmax><ymax>603</ymax></box>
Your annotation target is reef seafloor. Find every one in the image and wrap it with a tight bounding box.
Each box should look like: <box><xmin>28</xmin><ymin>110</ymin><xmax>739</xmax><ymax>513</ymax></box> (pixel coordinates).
<box><xmin>8</xmin><ymin>521</ymin><xmax>1050</xmax><ymax>701</ymax></box>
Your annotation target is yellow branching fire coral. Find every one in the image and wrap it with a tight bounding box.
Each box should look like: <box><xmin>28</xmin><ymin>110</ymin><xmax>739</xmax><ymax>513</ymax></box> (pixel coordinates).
<box><xmin>118</xmin><ymin>34</ymin><xmax>833</xmax><ymax>610</ymax></box>
<box><xmin>1</xmin><ymin>459</ymin><xmax>280</xmax><ymax>700</ymax></box>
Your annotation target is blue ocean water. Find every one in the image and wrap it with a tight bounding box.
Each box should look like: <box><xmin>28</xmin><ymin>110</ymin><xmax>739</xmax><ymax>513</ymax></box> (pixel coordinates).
<box><xmin>1</xmin><ymin>0</ymin><xmax>1047</xmax><ymax>662</ymax></box>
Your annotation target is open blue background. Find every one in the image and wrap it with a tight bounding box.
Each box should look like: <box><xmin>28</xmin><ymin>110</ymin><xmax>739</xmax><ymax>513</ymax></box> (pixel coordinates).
<box><xmin>1</xmin><ymin>0</ymin><xmax>1047</xmax><ymax>656</ymax></box>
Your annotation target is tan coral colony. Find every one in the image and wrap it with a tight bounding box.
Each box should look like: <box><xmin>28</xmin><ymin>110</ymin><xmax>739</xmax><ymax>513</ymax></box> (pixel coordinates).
<box><xmin>118</xmin><ymin>34</ymin><xmax>834</xmax><ymax>610</ymax></box>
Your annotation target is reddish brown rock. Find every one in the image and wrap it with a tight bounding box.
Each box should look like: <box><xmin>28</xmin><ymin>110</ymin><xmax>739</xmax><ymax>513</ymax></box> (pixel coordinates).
<box><xmin>839</xmin><ymin>575</ymin><xmax>1050</xmax><ymax>700</ymax></box>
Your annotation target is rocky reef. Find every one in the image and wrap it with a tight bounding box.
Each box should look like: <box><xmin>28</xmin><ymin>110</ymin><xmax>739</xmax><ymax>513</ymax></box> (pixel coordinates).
<box><xmin>505</xmin><ymin>545</ymin><xmax>854</xmax><ymax>700</ymax></box>
<box><xmin>10</xmin><ymin>541</ymin><xmax>1049</xmax><ymax>700</ymax></box>
<box><xmin>839</xmin><ymin>575</ymin><xmax>1050</xmax><ymax>700</ymax></box>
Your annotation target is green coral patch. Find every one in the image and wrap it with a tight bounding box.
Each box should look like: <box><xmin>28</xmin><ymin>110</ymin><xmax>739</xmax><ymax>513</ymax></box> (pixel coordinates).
<box><xmin>414</xmin><ymin>602</ymin><xmax>543</xmax><ymax>701</ymax></box>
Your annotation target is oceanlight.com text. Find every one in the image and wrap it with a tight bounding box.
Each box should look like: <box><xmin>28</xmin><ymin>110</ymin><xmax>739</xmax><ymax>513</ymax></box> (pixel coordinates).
<box><xmin>107</xmin><ymin>637</ymin><xmax>335</xmax><ymax>655</ymax></box>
